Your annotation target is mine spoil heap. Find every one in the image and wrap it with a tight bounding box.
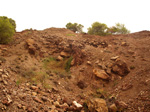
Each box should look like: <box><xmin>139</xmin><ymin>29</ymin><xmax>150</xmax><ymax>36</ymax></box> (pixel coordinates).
<box><xmin>0</xmin><ymin>28</ymin><xmax>150</xmax><ymax>112</ymax></box>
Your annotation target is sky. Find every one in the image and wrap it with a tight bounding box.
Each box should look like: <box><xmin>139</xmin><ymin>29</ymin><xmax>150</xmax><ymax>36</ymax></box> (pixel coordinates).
<box><xmin>1</xmin><ymin>0</ymin><xmax>150</xmax><ymax>33</ymax></box>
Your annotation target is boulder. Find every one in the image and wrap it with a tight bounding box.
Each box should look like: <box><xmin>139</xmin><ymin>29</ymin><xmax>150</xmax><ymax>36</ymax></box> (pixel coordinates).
<box><xmin>93</xmin><ymin>69</ymin><xmax>110</xmax><ymax>80</ymax></box>
<box><xmin>87</xmin><ymin>98</ymin><xmax>108</xmax><ymax>112</ymax></box>
<box><xmin>111</xmin><ymin>60</ymin><xmax>130</xmax><ymax>76</ymax></box>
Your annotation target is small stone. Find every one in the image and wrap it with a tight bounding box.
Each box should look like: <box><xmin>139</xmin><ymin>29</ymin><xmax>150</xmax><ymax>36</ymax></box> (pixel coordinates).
<box><xmin>0</xmin><ymin>60</ymin><xmax>2</xmax><ymax>64</ymax></box>
<box><xmin>121</xmin><ymin>42</ymin><xmax>127</xmax><ymax>46</ymax></box>
<box><xmin>2</xmin><ymin>96</ymin><xmax>12</xmax><ymax>106</ymax></box>
<box><xmin>79</xmin><ymin>68</ymin><xmax>85</xmax><ymax>72</ymax></box>
<box><xmin>60</xmin><ymin>51</ymin><xmax>69</xmax><ymax>57</ymax></box>
<box><xmin>111</xmin><ymin>56</ymin><xmax>119</xmax><ymax>61</ymax></box>
<box><xmin>95</xmin><ymin>60</ymin><xmax>99</xmax><ymax>64</ymax></box>
<box><xmin>22</xmin><ymin>106</ymin><xmax>26</xmax><ymax>110</ymax></box>
<box><xmin>17</xmin><ymin>104</ymin><xmax>22</xmax><ymax>109</ymax></box>
<box><xmin>2</xmin><ymin>75</ymin><xmax>8</xmax><ymax>78</ymax></box>
<box><xmin>115</xmin><ymin>101</ymin><xmax>128</xmax><ymax>109</ymax></box>
<box><xmin>71</xmin><ymin>58</ymin><xmax>75</xmax><ymax>66</ymax></box>
<box><xmin>122</xmin><ymin>83</ymin><xmax>133</xmax><ymax>91</ymax></box>
<box><xmin>30</xmin><ymin>85</ymin><xmax>38</xmax><ymax>90</ymax></box>
<box><xmin>77</xmin><ymin>80</ymin><xmax>87</xmax><ymax>89</ymax></box>
<box><xmin>26</xmin><ymin>83</ymin><xmax>30</xmax><ymax>86</ymax></box>
<box><xmin>87</xmin><ymin>98</ymin><xmax>108</xmax><ymax>112</ymax></box>
<box><xmin>62</xmin><ymin>97</ymin><xmax>72</xmax><ymax>105</ymax></box>
<box><xmin>87</xmin><ymin>61</ymin><xmax>92</xmax><ymax>65</ymax></box>
<box><xmin>111</xmin><ymin>60</ymin><xmax>130</xmax><ymax>76</ymax></box>
<box><xmin>28</xmin><ymin>45</ymin><xmax>36</xmax><ymax>55</ymax></box>
<box><xmin>3</xmin><ymin>80</ymin><xmax>8</xmax><ymax>85</ymax></box>
<box><xmin>109</xmin><ymin>104</ymin><xmax>117</xmax><ymax>112</ymax></box>
<box><xmin>33</xmin><ymin>97</ymin><xmax>43</xmax><ymax>104</ymax></box>
<box><xmin>49</xmin><ymin>105</ymin><xmax>56</xmax><ymax>110</ymax></box>
<box><xmin>60</xmin><ymin>103</ymin><xmax>69</xmax><ymax>109</ymax></box>
<box><xmin>57</xmin><ymin>56</ymin><xmax>63</xmax><ymax>61</ymax></box>
<box><xmin>0</xmin><ymin>103</ymin><xmax>7</xmax><ymax>110</ymax></box>
<box><xmin>93</xmin><ymin>69</ymin><xmax>110</xmax><ymax>80</ymax></box>
<box><xmin>41</xmin><ymin>96</ymin><xmax>48</xmax><ymax>102</ymax></box>
<box><xmin>106</xmin><ymin>69</ymin><xmax>112</xmax><ymax>75</ymax></box>
<box><xmin>27</xmin><ymin>106</ymin><xmax>32</xmax><ymax>112</ymax></box>
<box><xmin>5</xmin><ymin>72</ymin><xmax>9</xmax><ymax>76</ymax></box>
<box><xmin>6</xmin><ymin>95</ymin><xmax>12</xmax><ymax>104</ymax></box>
<box><xmin>54</xmin><ymin>101</ymin><xmax>60</xmax><ymax>107</ymax></box>
<box><xmin>32</xmin><ymin>92</ymin><xmax>37</xmax><ymax>96</ymax></box>
<box><xmin>128</xmin><ymin>50</ymin><xmax>134</xmax><ymax>55</ymax></box>
<box><xmin>51</xmin><ymin>87</ymin><xmax>59</xmax><ymax>93</ymax></box>
<box><xmin>98</xmin><ymin>63</ymin><xmax>106</xmax><ymax>70</ymax></box>
<box><xmin>0</xmin><ymin>69</ymin><xmax>3</xmax><ymax>72</ymax></box>
<box><xmin>2</xmin><ymin>99</ymin><xmax>9</xmax><ymax>106</ymax></box>
<box><xmin>0</xmin><ymin>77</ymin><xmax>2</xmax><ymax>82</ymax></box>
<box><xmin>26</xmin><ymin>39</ymin><xmax>35</xmax><ymax>46</ymax></box>
<box><xmin>73</xmin><ymin>101</ymin><xmax>82</xmax><ymax>108</ymax></box>
<box><xmin>12</xmin><ymin>90</ymin><xmax>17</xmax><ymax>95</ymax></box>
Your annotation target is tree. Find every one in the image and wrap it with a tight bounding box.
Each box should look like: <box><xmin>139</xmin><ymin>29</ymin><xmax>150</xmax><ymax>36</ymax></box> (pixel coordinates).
<box><xmin>9</xmin><ymin>18</ymin><xmax>16</xmax><ymax>31</ymax></box>
<box><xmin>66</xmin><ymin>22</ymin><xmax>84</xmax><ymax>33</ymax></box>
<box><xmin>0</xmin><ymin>16</ymin><xmax>16</xmax><ymax>44</ymax></box>
<box><xmin>108</xmin><ymin>23</ymin><xmax>130</xmax><ymax>34</ymax></box>
<box><xmin>1</xmin><ymin>16</ymin><xmax>16</xmax><ymax>31</ymax></box>
<box><xmin>88</xmin><ymin>22</ymin><xmax>108</xmax><ymax>36</ymax></box>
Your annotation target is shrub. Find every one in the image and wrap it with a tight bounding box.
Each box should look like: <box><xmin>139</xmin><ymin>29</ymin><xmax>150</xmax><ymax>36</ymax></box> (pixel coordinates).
<box><xmin>66</xmin><ymin>22</ymin><xmax>84</xmax><ymax>33</ymax></box>
<box><xmin>0</xmin><ymin>16</ymin><xmax>16</xmax><ymax>44</ymax></box>
<box><xmin>88</xmin><ymin>22</ymin><xmax>108</xmax><ymax>36</ymax></box>
<box><xmin>108</xmin><ymin>23</ymin><xmax>130</xmax><ymax>34</ymax></box>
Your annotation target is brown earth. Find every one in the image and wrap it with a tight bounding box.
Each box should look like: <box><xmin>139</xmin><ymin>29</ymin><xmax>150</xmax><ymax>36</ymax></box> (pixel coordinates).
<box><xmin>0</xmin><ymin>28</ymin><xmax>150</xmax><ymax>112</ymax></box>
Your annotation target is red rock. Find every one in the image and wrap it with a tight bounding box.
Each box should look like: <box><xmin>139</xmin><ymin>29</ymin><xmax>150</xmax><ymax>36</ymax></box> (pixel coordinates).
<box><xmin>93</xmin><ymin>69</ymin><xmax>110</xmax><ymax>80</ymax></box>
<box><xmin>33</xmin><ymin>97</ymin><xmax>43</xmax><ymax>104</ymax></box>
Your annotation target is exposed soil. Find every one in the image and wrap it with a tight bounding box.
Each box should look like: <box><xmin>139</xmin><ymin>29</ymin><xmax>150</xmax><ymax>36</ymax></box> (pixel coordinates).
<box><xmin>0</xmin><ymin>28</ymin><xmax>150</xmax><ymax>112</ymax></box>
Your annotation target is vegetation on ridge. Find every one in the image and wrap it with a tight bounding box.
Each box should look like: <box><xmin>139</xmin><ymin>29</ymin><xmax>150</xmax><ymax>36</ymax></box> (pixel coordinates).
<box><xmin>0</xmin><ymin>16</ymin><xmax>16</xmax><ymax>44</ymax></box>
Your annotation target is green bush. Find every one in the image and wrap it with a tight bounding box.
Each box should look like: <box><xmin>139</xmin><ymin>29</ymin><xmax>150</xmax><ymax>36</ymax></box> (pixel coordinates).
<box><xmin>108</xmin><ymin>23</ymin><xmax>130</xmax><ymax>34</ymax></box>
<box><xmin>0</xmin><ymin>16</ymin><xmax>16</xmax><ymax>44</ymax></box>
<box><xmin>88</xmin><ymin>22</ymin><xmax>108</xmax><ymax>36</ymax></box>
<box><xmin>66</xmin><ymin>22</ymin><xmax>84</xmax><ymax>33</ymax></box>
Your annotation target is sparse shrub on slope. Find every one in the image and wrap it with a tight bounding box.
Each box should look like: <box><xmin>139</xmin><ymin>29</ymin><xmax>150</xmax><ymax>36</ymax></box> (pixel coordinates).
<box><xmin>108</xmin><ymin>23</ymin><xmax>130</xmax><ymax>34</ymax></box>
<box><xmin>88</xmin><ymin>22</ymin><xmax>108</xmax><ymax>36</ymax></box>
<box><xmin>66</xmin><ymin>22</ymin><xmax>84</xmax><ymax>33</ymax></box>
<box><xmin>87</xmin><ymin>22</ymin><xmax>130</xmax><ymax>36</ymax></box>
<box><xmin>0</xmin><ymin>16</ymin><xmax>16</xmax><ymax>44</ymax></box>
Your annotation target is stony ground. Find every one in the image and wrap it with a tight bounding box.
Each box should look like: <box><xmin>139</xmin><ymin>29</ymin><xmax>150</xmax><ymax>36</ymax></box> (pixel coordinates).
<box><xmin>0</xmin><ymin>28</ymin><xmax>150</xmax><ymax>112</ymax></box>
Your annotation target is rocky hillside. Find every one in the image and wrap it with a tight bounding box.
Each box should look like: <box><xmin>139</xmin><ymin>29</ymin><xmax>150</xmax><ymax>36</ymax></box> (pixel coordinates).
<box><xmin>0</xmin><ymin>28</ymin><xmax>150</xmax><ymax>112</ymax></box>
